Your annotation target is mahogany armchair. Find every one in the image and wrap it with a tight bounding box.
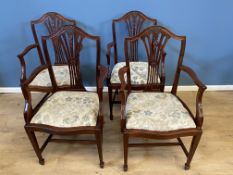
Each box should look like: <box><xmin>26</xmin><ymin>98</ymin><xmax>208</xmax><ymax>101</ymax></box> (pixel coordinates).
<box><xmin>18</xmin><ymin>12</ymin><xmax>76</xmax><ymax>95</ymax></box>
<box><xmin>119</xmin><ymin>26</ymin><xmax>207</xmax><ymax>171</ymax></box>
<box><xmin>19</xmin><ymin>25</ymin><xmax>108</xmax><ymax>168</ymax></box>
<box><xmin>106</xmin><ymin>11</ymin><xmax>163</xmax><ymax>120</ymax></box>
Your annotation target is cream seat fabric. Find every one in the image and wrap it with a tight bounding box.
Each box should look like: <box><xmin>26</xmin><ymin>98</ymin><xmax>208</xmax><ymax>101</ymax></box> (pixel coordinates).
<box><xmin>125</xmin><ymin>92</ymin><xmax>196</xmax><ymax>131</ymax></box>
<box><xmin>29</xmin><ymin>65</ymin><xmax>70</xmax><ymax>87</ymax></box>
<box><xmin>31</xmin><ymin>91</ymin><xmax>99</xmax><ymax>127</ymax></box>
<box><xmin>110</xmin><ymin>62</ymin><xmax>160</xmax><ymax>85</ymax></box>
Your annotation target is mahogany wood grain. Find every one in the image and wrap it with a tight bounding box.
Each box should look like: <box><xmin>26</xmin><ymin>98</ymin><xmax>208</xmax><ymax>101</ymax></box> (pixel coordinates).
<box><xmin>19</xmin><ymin>25</ymin><xmax>107</xmax><ymax>169</ymax></box>
<box><xmin>118</xmin><ymin>25</ymin><xmax>207</xmax><ymax>171</ymax></box>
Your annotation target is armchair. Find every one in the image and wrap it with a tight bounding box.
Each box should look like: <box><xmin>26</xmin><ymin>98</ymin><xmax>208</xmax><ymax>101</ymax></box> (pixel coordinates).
<box><xmin>119</xmin><ymin>26</ymin><xmax>207</xmax><ymax>171</ymax></box>
<box><xmin>20</xmin><ymin>25</ymin><xmax>108</xmax><ymax>168</ymax></box>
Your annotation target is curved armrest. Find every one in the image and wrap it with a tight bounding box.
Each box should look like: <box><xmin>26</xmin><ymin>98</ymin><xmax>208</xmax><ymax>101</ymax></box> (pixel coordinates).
<box><xmin>17</xmin><ymin>44</ymin><xmax>39</xmax><ymax>83</ymax></box>
<box><xmin>180</xmin><ymin>65</ymin><xmax>207</xmax><ymax>127</ymax></box>
<box><xmin>18</xmin><ymin>44</ymin><xmax>39</xmax><ymax>58</ymax></box>
<box><xmin>180</xmin><ymin>65</ymin><xmax>206</xmax><ymax>89</ymax></box>
<box><xmin>106</xmin><ymin>41</ymin><xmax>114</xmax><ymax>66</ymax></box>
<box><xmin>18</xmin><ymin>44</ymin><xmax>50</xmax><ymax>124</ymax></box>
<box><xmin>118</xmin><ymin>66</ymin><xmax>129</xmax><ymax>131</ymax></box>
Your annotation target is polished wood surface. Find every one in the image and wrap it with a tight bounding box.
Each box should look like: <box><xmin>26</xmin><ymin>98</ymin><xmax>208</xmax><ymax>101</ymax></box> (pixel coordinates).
<box><xmin>0</xmin><ymin>92</ymin><xmax>232</xmax><ymax>174</ymax></box>
<box><xmin>119</xmin><ymin>26</ymin><xmax>206</xmax><ymax>171</ymax></box>
<box><xmin>31</xmin><ymin>12</ymin><xmax>76</xmax><ymax>65</ymax></box>
<box><xmin>18</xmin><ymin>25</ymin><xmax>107</xmax><ymax>168</ymax></box>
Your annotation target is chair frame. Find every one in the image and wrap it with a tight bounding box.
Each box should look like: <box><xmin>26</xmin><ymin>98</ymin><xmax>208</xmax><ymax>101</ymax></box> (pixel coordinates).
<box><xmin>118</xmin><ymin>26</ymin><xmax>207</xmax><ymax>171</ymax></box>
<box><xmin>106</xmin><ymin>11</ymin><xmax>161</xmax><ymax>120</ymax></box>
<box><xmin>19</xmin><ymin>25</ymin><xmax>108</xmax><ymax>168</ymax></box>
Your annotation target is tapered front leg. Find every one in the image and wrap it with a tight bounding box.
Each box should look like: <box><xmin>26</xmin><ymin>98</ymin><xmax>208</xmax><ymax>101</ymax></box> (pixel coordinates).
<box><xmin>25</xmin><ymin>127</ymin><xmax>44</xmax><ymax>165</ymax></box>
<box><xmin>185</xmin><ymin>133</ymin><xmax>202</xmax><ymax>170</ymax></box>
<box><xmin>95</xmin><ymin>131</ymin><xmax>104</xmax><ymax>168</ymax></box>
<box><xmin>108</xmin><ymin>85</ymin><xmax>113</xmax><ymax>120</ymax></box>
<box><xmin>123</xmin><ymin>133</ymin><xmax>129</xmax><ymax>171</ymax></box>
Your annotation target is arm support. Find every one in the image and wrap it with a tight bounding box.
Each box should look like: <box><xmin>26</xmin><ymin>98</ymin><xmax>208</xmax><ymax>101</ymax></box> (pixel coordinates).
<box><xmin>18</xmin><ymin>44</ymin><xmax>48</xmax><ymax>86</ymax></box>
<box><xmin>118</xmin><ymin>66</ymin><xmax>129</xmax><ymax>131</ymax></box>
<box><xmin>18</xmin><ymin>44</ymin><xmax>40</xmax><ymax>123</ymax></box>
<box><xmin>18</xmin><ymin>44</ymin><xmax>39</xmax><ymax>83</ymax></box>
<box><xmin>180</xmin><ymin>65</ymin><xmax>207</xmax><ymax>127</ymax></box>
<box><xmin>18</xmin><ymin>44</ymin><xmax>49</xmax><ymax>124</ymax></box>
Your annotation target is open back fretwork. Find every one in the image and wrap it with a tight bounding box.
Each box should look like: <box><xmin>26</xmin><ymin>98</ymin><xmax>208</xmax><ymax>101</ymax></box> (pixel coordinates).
<box><xmin>31</xmin><ymin>12</ymin><xmax>76</xmax><ymax>65</ymax></box>
<box><xmin>42</xmin><ymin>25</ymin><xmax>100</xmax><ymax>90</ymax></box>
<box><xmin>107</xmin><ymin>11</ymin><xmax>158</xmax><ymax>120</ymax></box>
<box><xmin>125</xmin><ymin>26</ymin><xmax>169</xmax><ymax>91</ymax></box>
<box><xmin>112</xmin><ymin>11</ymin><xmax>157</xmax><ymax>62</ymax></box>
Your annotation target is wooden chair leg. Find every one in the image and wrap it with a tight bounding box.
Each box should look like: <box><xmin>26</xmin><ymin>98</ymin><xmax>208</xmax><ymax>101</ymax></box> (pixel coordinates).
<box><xmin>100</xmin><ymin>127</ymin><xmax>103</xmax><ymax>144</ymax></box>
<box><xmin>185</xmin><ymin>133</ymin><xmax>202</xmax><ymax>170</ymax></box>
<box><xmin>123</xmin><ymin>134</ymin><xmax>129</xmax><ymax>171</ymax></box>
<box><xmin>25</xmin><ymin>127</ymin><xmax>44</xmax><ymax>165</ymax></box>
<box><xmin>108</xmin><ymin>85</ymin><xmax>113</xmax><ymax>120</ymax></box>
<box><xmin>96</xmin><ymin>131</ymin><xmax>104</xmax><ymax>168</ymax></box>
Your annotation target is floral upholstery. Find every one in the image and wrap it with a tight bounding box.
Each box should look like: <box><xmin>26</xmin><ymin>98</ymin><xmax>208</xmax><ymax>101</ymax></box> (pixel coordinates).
<box><xmin>30</xmin><ymin>91</ymin><xmax>99</xmax><ymax>127</ymax></box>
<box><xmin>110</xmin><ymin>62</ymin><xmax>160</xmax><ymax>85</ymax></box>
<box><xmin>125</xmin><ymin>92</ymin><xmax>196</xmax><ymax>131</ymax></box>
<box><xmin>29</xmin><ymin>65</ymin><xmax>70</xmax><ymax>87</ymax></box>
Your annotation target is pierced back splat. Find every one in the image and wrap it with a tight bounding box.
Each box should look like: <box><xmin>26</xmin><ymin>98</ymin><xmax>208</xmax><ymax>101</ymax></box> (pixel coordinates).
<box><xmin>113</xmin><ymin>11</ymin><xmax>157</xmax><ymax>63</ymax></box>
<box><xmin>42</xmin><ymin>25</ymin><xmax>100</xmax><ymax>91</ymax></box>
<box><xmin>56</xmin><ymin>30</ymin><xmax>84</xmax><ymax>89</ymax></box>
<box><xmin>141</xmin><ymin>27</ymin><xmax>170</xmax><ymax>91</ymax></box>
<box><xmin>31</xmin><ymin>12</ymin><xmax>76</xmax><ymax>64</ymax></box>
<box><xmin>125</xmin><ymin>26</ymin><xmax>171</xmax><ymax>91</ymax></box>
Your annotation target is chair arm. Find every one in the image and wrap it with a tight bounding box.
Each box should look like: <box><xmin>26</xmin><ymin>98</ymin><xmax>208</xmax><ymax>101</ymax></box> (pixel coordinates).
<box><xmin>97</xmin><ymin>64</ymin><xmax>108</xmax><ymax>123</ymax></box>
<box><xmin>18</xmin><ymin>43</ymin><xmax>49</xmax><ymax>86</ymax></box>
<box><xmin>180</xmin><ymin>65</ymin><xmax>207</xmax><ymax>127</ymax></box>
<box><xmin>17</xmin><ymin>44</ymin><xmax>39</xmax><ymax>83</ymax></box>
<box><xmin>23</xmin><ymin>100</ymin><xmax>33</xmax><ymax>124</ymax></box>
<box><xmin>18</xmin><ymin>44</ymin><xmax>50</xmax><ymax>124</ymax></box>
<box><xmin>180</xmin><ymin>65</ymin><xmax>206</xmax><ymax>89</ymax></box>
<box><xmin>118</xmin><ymin>66</ymin><xmax>129</xmax><ymax>131</ymax></box>
<box><xmin>106</xmin><ymin>41</ymin><xmax>114</xmax><ymax>66</ymax></box>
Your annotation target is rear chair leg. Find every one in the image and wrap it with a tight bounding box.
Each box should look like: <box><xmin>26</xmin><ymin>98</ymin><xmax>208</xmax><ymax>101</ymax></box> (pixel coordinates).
<box><xmin>25</xmin><ymin>127</ymin><xmax>44</xmax><ymax>165</ymax></box>
<box><xmin>108</xmin><ymin>85</ymin><xmax>113</xmax><ymax>120</ymax></box>
<box><xmin>185</xmin><ymin>133</ymin><xmax>202</xmax><ymax>170</ymax></box>
<box><xmin>123</xmin><ymin>134</ymin><xmax>129</xmax><ymax>171</ymax></box>
<box><xmin>96</xmin><ymin>131</ymin><xmax>104</xmax><ymax>168</ymax></box>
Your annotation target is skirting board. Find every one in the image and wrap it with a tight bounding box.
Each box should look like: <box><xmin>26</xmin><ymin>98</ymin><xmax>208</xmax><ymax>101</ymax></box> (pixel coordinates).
<box><xmin>0</xmin><ymin>85</ymin><xmax>233</xmax><ymax>93</ymax></box>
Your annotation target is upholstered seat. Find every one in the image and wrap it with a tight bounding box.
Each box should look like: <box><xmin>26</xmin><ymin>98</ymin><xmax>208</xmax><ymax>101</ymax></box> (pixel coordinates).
<box><xmin>111</xmin><ymin>62</ymin><xmax>160</xmax><ymax>85</ymax></box>
<box><xmin>29</xmin><ymin>65</ymin><xmax>70</xmax><ymax>87</ymax></box>
<box><xmin>125</xmin><ymin>92</ymin><xmax>196</xmax><ymax>131</ymax></box>
<box><xmin>31</xmin><ymin>91</ymin><xmax>99</xmax><ymax>127</ymax></box>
